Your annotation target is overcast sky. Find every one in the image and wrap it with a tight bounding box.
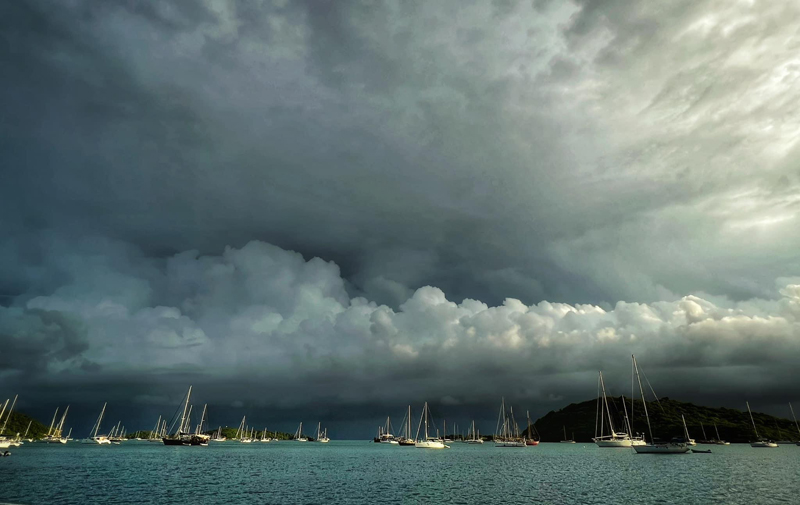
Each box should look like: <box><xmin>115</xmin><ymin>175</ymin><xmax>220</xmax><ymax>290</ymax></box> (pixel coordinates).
<box><xmin>2</xmin><ymin>0</ymin><xmax>799</xmax><ymax>437</ymax></box>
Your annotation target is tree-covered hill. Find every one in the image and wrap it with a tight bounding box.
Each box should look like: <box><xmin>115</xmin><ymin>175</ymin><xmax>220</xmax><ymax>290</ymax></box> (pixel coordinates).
<box><xmin>0</xmin><ymin>411</ymin><xmax>50</xmax><ymax>439</ymax></box>
<box><xmin>526</xmin><ymin>397</ymin><xmax>800</xmax><ymax>443</ymax></box>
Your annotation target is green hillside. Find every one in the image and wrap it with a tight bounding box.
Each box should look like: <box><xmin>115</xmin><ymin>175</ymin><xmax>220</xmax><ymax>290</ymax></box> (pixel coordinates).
<box><xmin>526</xmin><ymin>397</ymin><xmax>800</xmax><ymax>443</ymax></box>
<box><xmin>0</xmin><ymin>411</ymin><xmax>50</xmax><ymax>439</ymax></box>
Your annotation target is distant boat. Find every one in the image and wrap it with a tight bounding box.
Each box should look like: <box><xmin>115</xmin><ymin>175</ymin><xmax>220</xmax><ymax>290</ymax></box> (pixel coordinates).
<box><xmin>560</xmin><ymin>426</ymin><xmax>575</xmax><ymax>444</ymax></box>
<box><xmin>375</xmin><ymin>416</ymin><xmax>398</xmax><ymax>444</ymax></box>
<box><xmin>713</xmin><ymin>424</ymin><xmax>730</xmax><ymax>445</ymax></box>
<box><xmin>41</xmin><ymin>406</ymin><xmax>69</xmax><ymax>444</ymax></box>
<box><xmin>747</xmin><ymin>402</ymin><xmax>777</xmax><ymax>448</ymax></box>
<box><xmin>525</xmin><ymin>412</ymin><xmax>539</xmax><ymax>446</ymax></box>
<box><xmin>315</xmin><ymin>422</ymin><xmax>330</xmax><ymax>443</ymax></box>
<box><xmin>162</xmin><ymin>386</ymin><xmax>209</xmax><ymax>446</ymax></box>
<box><xmin>259</xmin><ymin>427</ymin><xmax>271</xmax><ymax>443</ymax></box>
<box><xmin>681</xmin><ymin>415</ymin><xmax>697</xmax><ymax>447</ymax></box>
<box><xmin>397</xmin><ymin>406</ymin><xmax>416</xmax><ymax>446</ymax></box>
<box><xmin>592</xmin><ymin>372</ymin><xmax>632</xmax><ymax>447</ymax></box>
<box><xmin>630</xmin><ymin>355</ymin><xmax>689</xmax><ymax>454</ymax></box>
<box><xmin>80</xmin><ymin>403</ymin><xmax>111</xmax><ymax>445</ymax></box>
<box><xmin>495</xmin><ymin>398</ymin><xmax>526</xmax><ymax>447</ymax></box>
<box><xmin>0</xmin><ymin>395</ymin><xmax>19</xmax><ymax>448</ymax></box>
<box><xmin>466</xmin><ymin>420</ymin><xmax>484</xmax><ymax>444</ymax></box>
<box><xmin>415</xmin><ymin>402</ymin><xmax>448</xmax><ymax>449</ymax></box>
<box><xmin>442</xmin><ymin>420</ymin><xmax>454</xmax><ymax>443</ymax></box>
<box><xmin>294</xmin><ymin>422</ymin><xmax>308</xmax><ymax>442</ymax></box>
<box><xmin>212</xmin><ymin>425</ymin><xmax>227</xmax><ymax>442</ymax></box>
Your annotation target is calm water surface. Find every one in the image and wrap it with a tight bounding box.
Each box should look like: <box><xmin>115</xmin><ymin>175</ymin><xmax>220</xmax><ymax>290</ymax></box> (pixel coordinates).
<box><xmin>2</xmin><ymin>441</ymin><xmax>800</xmax><ymax>504</ymax></box>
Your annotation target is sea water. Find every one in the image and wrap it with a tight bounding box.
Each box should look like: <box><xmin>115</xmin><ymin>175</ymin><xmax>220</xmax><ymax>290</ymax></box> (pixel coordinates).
<box><xmin>2</xmin><ymin>441</ymin><xmax>799</xmax><ymax>504</ymax></box>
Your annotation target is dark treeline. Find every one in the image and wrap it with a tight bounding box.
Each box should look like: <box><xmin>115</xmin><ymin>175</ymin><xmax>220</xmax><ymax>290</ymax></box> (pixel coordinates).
<box><xmin>527</xmin><ymin>397</ymin><xmax>800</xmax><ymax>443</ymax></box>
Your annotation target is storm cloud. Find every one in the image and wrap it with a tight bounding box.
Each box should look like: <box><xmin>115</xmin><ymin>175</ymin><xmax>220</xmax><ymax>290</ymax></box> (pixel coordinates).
<box><xmin>2</xmin><ymin>0</ymin><xmax>800</xmax><ymax>433</ymax></box>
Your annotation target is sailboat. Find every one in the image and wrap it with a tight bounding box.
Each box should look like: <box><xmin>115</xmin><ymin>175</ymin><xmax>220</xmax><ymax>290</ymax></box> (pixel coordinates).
<box><xmin>259</xmin><ymin>427</ymin><xmax>271</xmax><ymax>443</ymax></box>
<box><xmin>631</xmin><ymin>355</ymin><xmax>689</xmax><ymax>454</ymax></box>
<box><xmin>415</xmin><ymin>402</ymin><xmax>449</xmax><ymax>449</ymax></box>
<box><xmin>681</xmin><ymin>415</ymin><xmax>696</xmax><ymax>446</ymax></box>
<box><xmin>591</xmin><ymin>372</ymin><xmax>632</xmax><ymax>447</ymax></box>
<box><xmin>0</xmin><ymin>396</ymin><xmax>18</xmax><ymax>448</ymax></box>
<box><xmin>466</xmin><ymin>420</ymin><xmax>484</xmax><ymax>444</ymax></box>
<box><xmin>495</xmin><ymin>398</ymin><xmax>526</xmax><ymax>447</ymax></box>
<box><xmin>163</xmin><ymin>386</ymin><xmax>208</xmax><ymax>446</ymax></box>
<box><xmin>746</xmin><ymin>402</ymin><xmax>777</xmax><ymax>448</ymax></box>
<box><xmin>375</xmin><ymin>416</ymin><xmax>398</xmax><ymax>444</ymax></box>
<box><xmin>81</xmin><ymin>403</ymin><xmax>111</xmax><ymax>444</ymax></box>
<box><xmin>525</xmin><ymin>412</ymin><xmax>540</xmax><ymax>446</ymax></box>
<box><xmin>41</xmin><ymin>406</ymin><xmax>70</xmax><ymax>444</ymax></box>
<box><xmin>397</xmin><ymin>406</ymin><xmax>416</xmax><ymax>446</ymax></box>
<box><xmin>315</xmin><ymin>422</ymin><xmax>330</xmax><ymax>443</ymax></box>
<box><xmin>442</xmin><ymin>420</ymin><xmax>454</xmax><ymax>443</ymax></box>
<box><xmin>713</xmin><ymin>423</ymin><xmax>730</xmax><ymax>445</ymax></box>
<box><xmin>294</xmin><ymin>422</ymin><xmax>308</xmax><ymax>442</ymax></box>
<box><xmin>560</xmin><ymin>426</ymin><xmax>576</xmax><ymax>444</ymax></box>
<box><xmin>212</xmin><ymin>426</ymin><xmax>227</xmax><ymax>442</ymax></box>
<box><xmin>22</xmin><ymin>420</ymin><xmax>33</xmax><ymax>443</ymax></box>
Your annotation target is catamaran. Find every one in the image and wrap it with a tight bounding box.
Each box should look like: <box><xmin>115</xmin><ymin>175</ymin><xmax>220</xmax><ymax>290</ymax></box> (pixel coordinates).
<box><xmin>81</xmin><ymin>403</ymin><xmax>111</xmax><ymax>444</ymax></box>
<box><xmin>294</xmin><ymin>422</ymin><xmax>308</xmax><ymax>442</ymax></box>
<box><xmin>495</xmin><ymin>398</ymin><xmax>526</xmax><ymax>447</ymax></box>
<box><xmin>415</xmin><ymin>402</ymin><xmax>448</xmax><ymax>449</ymax></box>
<box><xmin>631</xmin><ymin>355</ymin><xmax>689</xmax><ymax>454</ymax></box>
<box><xmin>747</xmin><ymin>402</ymin><xmax>777</xmax><ymax>448</ymax></box>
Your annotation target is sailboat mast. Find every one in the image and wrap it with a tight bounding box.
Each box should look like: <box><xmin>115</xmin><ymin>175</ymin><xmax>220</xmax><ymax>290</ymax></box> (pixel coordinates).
<box><xmin>600</xmin><ymin>372</ymin><xmax>615</xmax><ymax>434</ymax></box>
<box><xmin>47</xmin><ymin>408</ymin><xmax>59</xmax><ymax>437</ymax></box>
<box><xmin>93</xmin><ymin>403</ymin><xmax>107</xmax><ymax>438</ymax></box>
<box><xmin>178</xmin><ymin>386</ymin><xmax>192</xmax><ymax>435</ymax></box>
<box><xmin>57</xmin><ymin>406</ymin><xmax>69</xmax><ymax>436</ymax></box>
<box><xmin>682</xmin><ymin>415</ymin><xmax>690</xmax><ymax>441</ymax></box>
<box><xmin>715</xmin><ymin>423</ymin><xmax>721</xmax><ymax>441</ymax></box>
<box><xmin>790</xmin><ymin>403</ymin><xmax>800</xmax><ymax>436</ymax></box>
<box><xmin>408</xmin><ymin>406</ymin><xmax>412</xmax><ymax>440</ymax></box>
<box><xmin>746</xmin><ymin>402</ymin><xmax>760</xmax><ymax>439</ymax></box>
<box><xmin>621</xmin><ymin>395</ymin><xmax>633</xmax><ymax>438</ymax></box>
<box><xmin>632</xmin><ymin>355</ymin><xmax>653</xmax><ymax>444</ymax></box>
<box><xmin>0</xmin><ymin>395</ymin><xmax>18</xmax><ymax>435</ymax></box>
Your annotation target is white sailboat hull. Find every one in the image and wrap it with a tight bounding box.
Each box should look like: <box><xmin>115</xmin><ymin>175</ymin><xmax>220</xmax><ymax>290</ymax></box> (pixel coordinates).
<box><xmin>495</xmin><ymin>440</ymin><xmax>526</xmax><ymax>447</ymax></box>
<box><xmin>415</xmin><ymin>440</ymin><xmax>449</xmax><ymax>449</ymax></box>
<box><xmin>465</xmin><ymin>439</ymin><xmax>484</xmax><ymax>444</ymax></box>
<box><xmin>0</xmin><ymin>440</ymin><xmax>11</xmax><ymax>449</ymax></box>
<box><xmin>81</xmin><ymin>437</ymin><xmax>111</xmax><ymax>445</ymax></box>
<box><xmin>380</xmin><ymin>439</ymin><xmax>399</xmax><ymax>444</ymax></box>
<box><xmin>633</xmin><ymin>443</ymin><xmax>690</xmax><ymax>454</ymax></box>
<box><xmin>751</xmin><ymin>441</ymin><xmax>778</xmax><ymax>448</ymax></box>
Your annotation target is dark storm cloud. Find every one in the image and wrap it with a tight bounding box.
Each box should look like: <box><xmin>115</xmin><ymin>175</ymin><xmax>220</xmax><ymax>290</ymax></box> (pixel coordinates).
<box><xmin>2</xmin><ymin>0</ymin><xmax>800</xmax><ymax>433</ymax></box>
